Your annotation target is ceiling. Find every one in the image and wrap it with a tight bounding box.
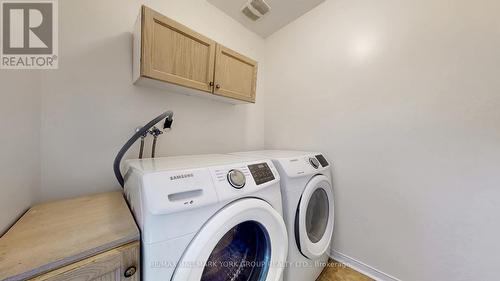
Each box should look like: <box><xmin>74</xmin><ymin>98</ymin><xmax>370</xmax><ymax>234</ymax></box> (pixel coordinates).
<box><xmin>207</xmin><ymin>0</ymin><xmax>325</xmax><ymax>38</ymax></box>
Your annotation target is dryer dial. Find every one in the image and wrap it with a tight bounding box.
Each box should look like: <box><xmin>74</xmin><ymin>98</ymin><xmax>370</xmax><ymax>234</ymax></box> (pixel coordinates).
<box><xmin>309</xmin><ymin>157</ymin><xmax>320</xmax><ymax>169</ymax></box>
<box><xmin>227</xmin><ymin>169</ymin><xmax>246</xmax><ymax>189</ymax></box>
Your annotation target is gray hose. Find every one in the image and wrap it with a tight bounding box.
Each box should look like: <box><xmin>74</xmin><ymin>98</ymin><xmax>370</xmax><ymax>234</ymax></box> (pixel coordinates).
<box><xmin>152</xmin><ymin>136</ymin><xmax>158</xmax><ymax>158</ymax></box>
<box><xmin>139</xmin><ymin>137</ymin><xmax>145</xmax><ymax>159</ymax></box>
<box><xmin>113</xmin><ymin>111</ymin><xmax>173</xmax><ymax>188</ymax></box>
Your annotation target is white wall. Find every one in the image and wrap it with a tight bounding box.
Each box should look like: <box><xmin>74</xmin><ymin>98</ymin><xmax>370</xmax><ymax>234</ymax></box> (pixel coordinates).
<box><xmin>3</xmin><ymin>1</ymin><xmax>500</xmax><ymax>279</ymax></box>
<box><xmin>0</xmin><ymin>72</ymin><xmax>40</xmax><ymax>234</ymax></box>
<box><xmin>38</xmin><ymin>0</ymin><xmax>266</xmax><ymax>200</ymax></box>
<box><xmin>263</xmin><ymin>0</ymin><xmax>500</xmax><ymax>280</ymax></box>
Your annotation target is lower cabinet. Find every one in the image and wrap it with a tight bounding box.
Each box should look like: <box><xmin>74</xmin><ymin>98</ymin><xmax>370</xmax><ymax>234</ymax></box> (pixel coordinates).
<box><xmin>30</xmin><ymin>242</ymin><xmax>140</xmax><ymax>281</ymax></box>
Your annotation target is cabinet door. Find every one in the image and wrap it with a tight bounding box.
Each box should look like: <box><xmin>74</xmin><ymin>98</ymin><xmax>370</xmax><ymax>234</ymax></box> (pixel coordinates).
<box><xmin>30</xmin><ymin>242</ymin><xmax>140</xmax><ymax>281</ymax></box>
<box><xmin>141</xmin><ymin>6</ymin><xmax>216</xmax><ymax>93</ymax></box>
<box><xmin>213</xmin><ymin>44</ymin><xmax>258</xmax><ymax>103</ymax></box>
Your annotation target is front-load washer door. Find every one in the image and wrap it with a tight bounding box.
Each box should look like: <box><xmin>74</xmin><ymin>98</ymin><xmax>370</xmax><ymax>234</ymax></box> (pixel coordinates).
<box><xmin>171</xmin><ymin>198</ymin><xmax>288</xmax><ymax>281</ymax></box>
<box><xmin>295</xmin><ymin>174</ymin><xmax>334</xmax><ymax>259</ymax></box>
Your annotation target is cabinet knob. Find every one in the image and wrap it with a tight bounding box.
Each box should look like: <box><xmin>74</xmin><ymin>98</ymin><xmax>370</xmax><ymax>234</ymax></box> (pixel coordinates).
<box><xmin>209</xmin><ymin>81</ymin><xmax>214</xmax><ymax>87</ymax></box>
<box><xmin>215</xmin><ymin>84</ymin><xmax>221</xmax><ymax>89</ymax></box>
<box><xmin>124</xmin><ymin>266</ymin><xmax>137</xmax><ymax>278</ymax></box>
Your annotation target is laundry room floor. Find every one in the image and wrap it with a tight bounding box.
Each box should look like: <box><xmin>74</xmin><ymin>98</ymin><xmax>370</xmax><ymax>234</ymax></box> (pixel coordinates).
<box><xmin>316</xmin><ymin>260</ymin><xmax>374</xmax><ymax>281</ymax></box>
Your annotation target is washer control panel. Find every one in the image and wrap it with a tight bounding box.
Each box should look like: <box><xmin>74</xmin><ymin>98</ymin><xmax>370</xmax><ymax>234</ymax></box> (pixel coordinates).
<box><xmin>210</xmin><ymin>160</ymin><xmax>279</xmax><ymax>202</ymax></box>
<box><xmin>248</xmin><ymin>162</ymin><xmax>275</xmax><ymax>185</ymax></box>
<box><xmin>127</xmin><ymin>157</ymin><xmax>280</xmax><ymax>216</ymax></box>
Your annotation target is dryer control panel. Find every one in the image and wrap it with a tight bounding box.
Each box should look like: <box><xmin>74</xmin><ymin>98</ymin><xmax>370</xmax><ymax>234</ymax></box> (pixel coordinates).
<box><xmin>315</xmin><ymin>154</ymin><xmax>329</xmax><ymax>167</ymax></box>
<box><xmin>277</xmin><ymin>153</ymin><xmax>331</xmax><ymax>178</ymax></box>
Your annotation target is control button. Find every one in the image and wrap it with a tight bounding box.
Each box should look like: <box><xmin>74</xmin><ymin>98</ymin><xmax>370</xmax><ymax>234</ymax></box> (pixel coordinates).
<box><xmin>227</xmin><ymin>169</ymin><xmax>246</xmax><ymax>189</ymax></box>
<box><xmin>248</xmin><ymin>162</ymin><xmax>275</xmax><ymax>185</ymax></box>
<box><xmin>309</xmin><ymin>157</ymin><xmax>320</xmax><ymax>169</ymax></box>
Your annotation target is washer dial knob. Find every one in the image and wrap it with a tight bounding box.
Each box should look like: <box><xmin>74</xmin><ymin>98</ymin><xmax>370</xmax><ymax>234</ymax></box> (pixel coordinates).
<box><xmin>227</xmin><ymin>169</ymin><xmax>246</xmax><ymax>189</ymax></box>
<box><xmin>309</xmin><ymin>157</ymin><xmax>320</xmax><ymax>169</ymax></box>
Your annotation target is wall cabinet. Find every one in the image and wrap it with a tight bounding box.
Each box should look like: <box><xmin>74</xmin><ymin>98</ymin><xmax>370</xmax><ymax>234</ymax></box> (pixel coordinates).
<box><xmin>133</xmin><ymin>6</ymin><xmax>258</xmax><ymax>103</ymax></box>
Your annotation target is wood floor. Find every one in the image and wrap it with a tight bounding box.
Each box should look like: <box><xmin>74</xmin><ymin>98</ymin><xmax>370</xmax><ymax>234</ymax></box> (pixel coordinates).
<box><xmin>316</xmin><ymin>260</ymin><xmax>374</xmax><ymax>281</ymax></box>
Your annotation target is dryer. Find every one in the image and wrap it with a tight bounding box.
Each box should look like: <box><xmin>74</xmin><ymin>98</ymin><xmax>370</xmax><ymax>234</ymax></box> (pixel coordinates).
<box><xmin>124</xmin><ymin>154</ymin><xmax>288</xmax><ymax>281</ymax></box>
<box><xmin>231</xmin><ymin>151</ymin><xmax>334</xmax><ymax>281</ymax></box>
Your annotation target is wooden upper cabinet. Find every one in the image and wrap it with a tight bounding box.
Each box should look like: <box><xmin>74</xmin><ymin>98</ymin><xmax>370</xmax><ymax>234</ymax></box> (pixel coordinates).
<box><xmin>214</xmin><ymin>44</ymin><xmax>258</xmax><ymax>103</ymax></box>
<box><xmin>140</xmin><ymin>6</ymin><xmax>216</xmax><ymax>93</ymax></box>
<box><xmin>134</xmin><ymin>6</ymin><xmax>258</xmax><ymax>103</ymax></box>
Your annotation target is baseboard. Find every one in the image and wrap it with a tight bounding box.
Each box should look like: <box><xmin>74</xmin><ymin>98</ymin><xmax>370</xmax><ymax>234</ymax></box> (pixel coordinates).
<box><xmin>330</xmin><ymin>250</ymin><xmax>402</xmax><ymax>281</ymax></box>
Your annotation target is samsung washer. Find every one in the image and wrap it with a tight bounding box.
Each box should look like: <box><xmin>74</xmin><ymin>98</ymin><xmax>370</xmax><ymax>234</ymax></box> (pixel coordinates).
<box><xmin>124</xmin><ymin>154</ymin><xmax>288</xmax><ymax>281</ymax></box>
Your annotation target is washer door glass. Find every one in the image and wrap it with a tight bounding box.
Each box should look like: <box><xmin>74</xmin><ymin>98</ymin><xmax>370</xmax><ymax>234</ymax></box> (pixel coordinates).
<box><xmin>305</xmin><ymin>188</ymin><xmax>329</xmax><ymax>243</ymax></box>
<box><xmin>201</xmin><ymin>221</ymin><xmax>270</xmax><ymax>281</ymax></box>
<box><xmin>171</xmin><ymin>198</ymin><xmax>288</xmax><ymax>281</ymax></box>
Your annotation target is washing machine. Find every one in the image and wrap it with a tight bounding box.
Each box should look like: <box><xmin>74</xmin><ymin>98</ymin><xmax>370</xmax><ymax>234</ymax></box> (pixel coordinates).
<box><xmin>123</xmin><ymin>154</ymin><xmax>288</xmax><ymax>281</ymax></box>
<box><xmin>231</xmin><ymin>151</ymin><xmax>334</xmax><ymax>281</ymax></box>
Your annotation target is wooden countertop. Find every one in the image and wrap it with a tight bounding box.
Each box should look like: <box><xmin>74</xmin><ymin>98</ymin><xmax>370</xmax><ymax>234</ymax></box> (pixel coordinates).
<box><xmin>0</xmin><ymin>191</ymin><xmax>140</xmax><ymax>281</ymax></box>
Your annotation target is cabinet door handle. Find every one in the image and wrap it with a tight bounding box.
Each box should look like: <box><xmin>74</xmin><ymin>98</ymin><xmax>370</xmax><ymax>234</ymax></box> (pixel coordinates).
<box><xmin>209</xmin><ymin>81</ymin><xmax>214</xmax><ymax>87</ymax></box>
<box><xmin>215</xmin><ymin>84</ymin><xmax>221</xmax><ymax>89</ymax></box>
<box><xmin>124</xmin><ymin>266</ymin><xmax>137</xmax><ymax>278</ymax></box>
